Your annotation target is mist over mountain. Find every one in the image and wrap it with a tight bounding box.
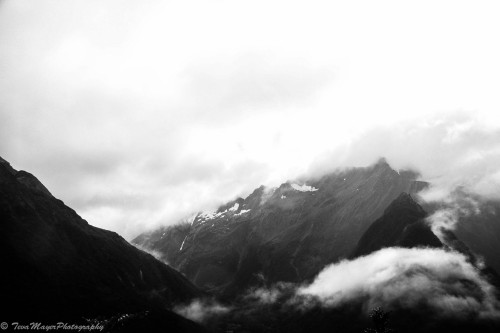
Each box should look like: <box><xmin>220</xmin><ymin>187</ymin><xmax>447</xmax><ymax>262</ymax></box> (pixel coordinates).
<box><xmin>133</xmin><ymin>160</ymin><xmax>424</xmax><ymax>293</ymax></box>
<box><xmin>2</xmin><ymin>155</ymin><xmax>500</xmax><ymax>332</ymax></box>
<box><xmin>133</xmin><ymin>158</ymin><xmax>500</xmax><ymax>301</ymax></box>
<box><xmin>169</xmin><ymin>165</ymin><xmax>500</xmax><ymax>332</ymax></box>
<box><xmin>3</xmin><ymin>1</ymin><xmax>500</xmax><ymax>331</ymax></box>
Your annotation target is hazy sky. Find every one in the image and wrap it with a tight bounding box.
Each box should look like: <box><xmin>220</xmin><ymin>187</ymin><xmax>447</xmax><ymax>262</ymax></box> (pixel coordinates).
<box><xmin>2</xmin><ymin>0</ymin><xmax>500</xmax><ymax>239</ymax></box>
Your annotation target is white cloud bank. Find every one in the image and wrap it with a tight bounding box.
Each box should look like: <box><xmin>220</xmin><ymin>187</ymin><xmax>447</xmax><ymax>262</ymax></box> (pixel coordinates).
<box><xmin>3</xmin><ymin>1</ymin><xmax>500</xmax><ymax>238</ymax></box>
<box><xmin>298</xmin><ymin>247</ymin><xmax>500</xmax><ymax>319</ymax></box>
<box><xmin>310</xmin><ymin>113</ymin><xmax>500</xmax><ymax>201</ymax></box>
<box><xmin>176</xmin><ymin>247</ymin><xmax>500</xmax><ymax>325</ymax></box>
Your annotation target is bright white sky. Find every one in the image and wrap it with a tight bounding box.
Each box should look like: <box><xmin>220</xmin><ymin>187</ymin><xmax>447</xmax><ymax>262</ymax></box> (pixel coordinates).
<box><xmin>2</xmin><ymin>0</ymin><xmax>500</xmax><ymax>238</ymax></box>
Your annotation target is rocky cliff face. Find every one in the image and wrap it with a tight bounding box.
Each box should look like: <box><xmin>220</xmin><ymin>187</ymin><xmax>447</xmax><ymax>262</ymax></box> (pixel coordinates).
<box><xmin>0</xmin><ymin>157</ymin><xmax>202</xmax><ymax>322</ymax></box>
<box><xmin>134</xmin><ymin>159</ymin><xmax>428</xmax><ymax>295</ymax></box>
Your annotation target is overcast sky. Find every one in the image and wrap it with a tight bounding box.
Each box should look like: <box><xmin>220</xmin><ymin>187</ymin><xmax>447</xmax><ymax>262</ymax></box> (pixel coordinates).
<box><xmin>2</xmin><ymin>0</ymin><xmax>500</xmax><ymax>239</ymax></box>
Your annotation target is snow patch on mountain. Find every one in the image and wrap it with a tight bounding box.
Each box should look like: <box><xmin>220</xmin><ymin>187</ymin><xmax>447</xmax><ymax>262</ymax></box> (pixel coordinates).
<box><xmin>179</xmin><ymin>235</ymin><xmax>188</xmax><ymax>251</ymax></box>
<box><xmin>290</xmin><ymin>183</ymin><xmax>318</xmax><ymax>192</ymax></box>
<box><xmin>188</xmin><ymin>213</ymin><xmax>197</xmax><ymax>225</ymax></box>
<box><xmin>199</xmin><ymin>210</ymin><xmax>226</xmax><ymax>221</ymax></box>
<box><xmin>198</xmin><ymin>203</ymin><xmax>240</xmax><ymax>222</ymax></box>
<box><xmin>235</xmin><ymin>209</ymin><xmax>251</xmax><ymax>216</ymax></box>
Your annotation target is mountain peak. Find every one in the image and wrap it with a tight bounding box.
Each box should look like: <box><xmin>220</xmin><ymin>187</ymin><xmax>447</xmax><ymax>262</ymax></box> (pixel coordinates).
<box><xmin>374</xmin><ymin>156</ymin><xmax>390</xmax><ymax>167</ymax></box>
<box><xmin>383</xmin><ymin>192</ymin><xmax>423</xmax><ymax>215</ymax></box>
<box><xmin>0</xmin><ymin>156</ymin><xmax>201</xmax><ymax>321</ymax></box>
<box><xmin>370</xmin><ymin>157</ymin><xmax>394</xmax><ymax>172</ymax></box>
<box><xmin>0</xmin><ymin>155</ymin><xmax>17</xmax><ymax>176</ymax></box>
<box><xmin>394</xmin><ymin>191</ymin><xmax>415</xmax><ymax>204</ymax></box>
<box><xmin>0</xmin><ymin>157</ymin><xmax>53</xmax><ymax>197</ymax></box>
<box><xmin>353</xmin><ymin>192</ymin><xmax>440</xmax><ymax>258</ymax></box>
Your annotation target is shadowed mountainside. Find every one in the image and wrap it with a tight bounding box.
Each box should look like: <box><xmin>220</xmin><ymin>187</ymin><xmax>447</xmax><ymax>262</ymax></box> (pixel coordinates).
<box><xmin>352</xmin><ymin>192</ymin><xmax>442</xmax><ymax>257</ymax></box>
<box><xmin>0</xmin><ymin>156</ymin><xmax>203</xmax><ymax>326</ymax></box>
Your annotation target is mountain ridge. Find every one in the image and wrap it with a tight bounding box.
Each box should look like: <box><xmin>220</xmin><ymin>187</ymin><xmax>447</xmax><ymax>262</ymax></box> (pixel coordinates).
<box><xmin>0</xmin><ymin>156</ymin><xmax>203</xmax><ymax>323</ymax></box>
<box><xmin>352</xmin><ymin>192</ymin><xmax>442</xmax><ymax>258</ymax></box>
<box><xmin>134</xmin><ymin>159</ymin><xmax>428</xmax><ymax>295</ymax></box>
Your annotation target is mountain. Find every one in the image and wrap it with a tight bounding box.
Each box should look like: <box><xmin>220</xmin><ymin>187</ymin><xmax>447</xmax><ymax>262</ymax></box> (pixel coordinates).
<box><xmin>453</xmin><ymin>201</ymin><xmax>500</xmax><ymax>273</ymax></box>
<box><xmin>0</xmin><ymin>156</ymin><xmax>203</xmax><ymax>324</ymax></box>
<box><xmin>3</xmin><ymin>154</ymin><xmax>499</xmax><ymax>332</ymax></box>
<box><xmin>134</xmin><ymin>159</ymin><xmax>428</xmax><ymax>295</ymax></box>
<box><xmin>416</xmin><ymin>188</ymin><xmax>500</xmax><ymax>274</ymax></box>
<box><xmin>352</xmin><ymin>192</ymin><xmax>442</xmax><ymax>257</ymax></box>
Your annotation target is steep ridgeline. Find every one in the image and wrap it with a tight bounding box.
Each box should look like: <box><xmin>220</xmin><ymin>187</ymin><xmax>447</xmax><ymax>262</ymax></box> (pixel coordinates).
<box><xmin>353</xmin><ymin>193</ymin><xmax>500</xmax><ymax>290</ymax></box>
<box><xmin>134</xmin><ymin>159</ymin><xmax>428</xmax><ymax>295</ymax></box>
<box><xmin>352</xmin><ymin>193</ymin><xmax>442</xmax><ymax>258</ymax></box>
<box><xmin>0</xmin><ymin>157</ymin><xmax>202</xmax><ymax>324</ymax></box>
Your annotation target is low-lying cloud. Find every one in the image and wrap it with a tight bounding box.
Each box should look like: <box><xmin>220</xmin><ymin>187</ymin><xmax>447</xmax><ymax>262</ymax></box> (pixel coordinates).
<box><xmin>173</xmin><ymin>299</ymin><xmax>232</xmax><ymax>323</ymax></box>
<box><xmin>297</xmin><ymin>247</ymin><xmax>499</xmax><ymax>318</ymax></box>
<box><xmin>133</xmin><ymin>243</ymin><xmax>166</xmax><ymax>264</ymax></box>
<box><xmin>174</xmin><ymin>247</ymin><xmax>500</xmax><ymax>327</ymax></box>
<box><xmin>424</xmin><ymin>190</ymin><xmax>482</xmax><ymax>242</ymax></box>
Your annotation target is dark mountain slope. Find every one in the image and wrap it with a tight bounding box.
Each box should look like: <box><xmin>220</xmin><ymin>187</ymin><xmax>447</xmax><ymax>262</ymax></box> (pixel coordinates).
<box><xmin>0</xmin><ymin>157</ymin><xmax>202</xmax><ymax>322</ymax></box>
<box><xmin>352</xmin><ymin>193</ymin><xmax>500</xmax><ymax>292</ymax></box>
<box><xmin>134</xmin><ymin>159</ymin><xmax>428</xmax><ymax>294</ymax></box>
<box><xmin>454</xmin><ymin>202</ymin><xmax>500</xmax><ymax>273</ymax></box>
<box><xmin>352</xmin><ymin>193</ymin><xmax>442</xmax><ymax>257</ymax></box>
